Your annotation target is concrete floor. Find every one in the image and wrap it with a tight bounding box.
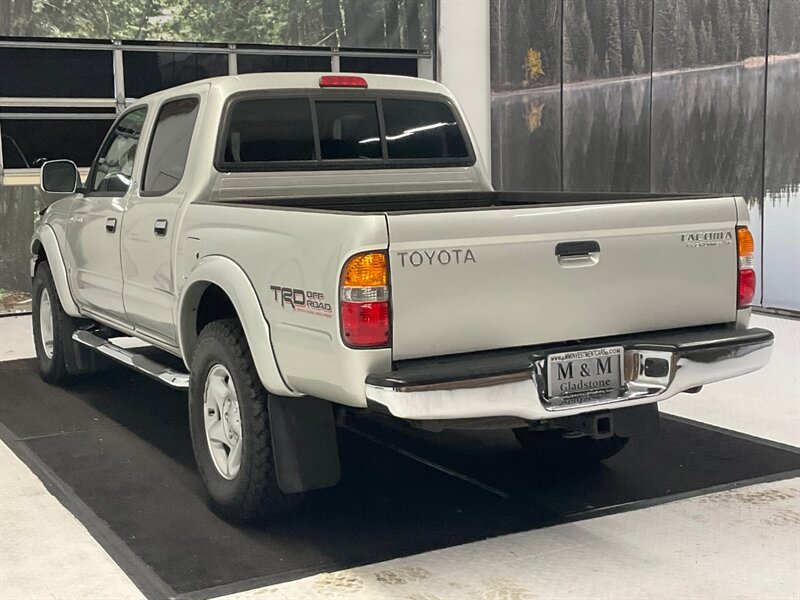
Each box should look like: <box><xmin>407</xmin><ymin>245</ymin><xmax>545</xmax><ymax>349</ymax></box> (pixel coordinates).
<box><xmin>0</xmin><ymin>313</ymin><xmax>798</xmax><ymax>599</ymax></box>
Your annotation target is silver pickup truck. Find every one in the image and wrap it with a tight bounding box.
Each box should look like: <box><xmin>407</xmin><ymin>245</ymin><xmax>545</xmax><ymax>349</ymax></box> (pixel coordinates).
<box><xmin>31</xmin><ymin>73</ymin><xmax>773</xmax><ymax>522</ymax></box>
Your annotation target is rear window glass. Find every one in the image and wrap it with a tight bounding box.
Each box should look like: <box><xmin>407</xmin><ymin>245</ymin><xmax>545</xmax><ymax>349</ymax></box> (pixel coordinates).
<box><xmin>143</xmin><ymin>97</ymin><xmax>199</xmax><ymax>194</ymax></box>
<box><xmin>383</xmin><ymin>99</ymin><xmax>469</xmax><ymax>159</ymax></box>
<box><xmin>224</xmin><ymin>98</ymin><xmax>314</xmax><ymax>163</ymax></box>
<box><xmin>218</xmin><ymin>95</ymin><xmax>471</xmax><ymax>169</ymax></box>
<box><xmin>316</xmin><ymin>101</ymin><xmax>381</xmax><ymax>160</ymax></box>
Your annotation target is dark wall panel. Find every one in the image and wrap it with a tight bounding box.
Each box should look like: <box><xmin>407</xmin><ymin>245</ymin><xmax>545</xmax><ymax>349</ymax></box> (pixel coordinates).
<box><xmin>562</xmin><ymin>78</ymin><xmax>649</xmax><ymax>191</ymax></box>
<box><xmin>123</xmin><ymin>52</ymin><xmax>229</xmax><ymax>98</ymax></box>
<box><xmin>0</xmin><ymin>118</ymin><xmax>112</xmax><ymax>166</ymax></box>
<box><xmin>0</xmin><ymin>48</ymin><xmax>114</xmax><ymax>98</ymax></box>
<box><xmin>491</xmin><ymin>89</ymin><xmax>561</xmax><ymax>190</ymax></box>
<box><xmin>237</xmin><ymin>54</ymin><xmax>331</xmax><ymax>74</ymax></box>
<box><xmin>651</xmin><ymin>0</ymin><xmax>767</xmax><ymax>199</ymax></box>
<box><xmin>339</xmin><ymin>56</ymin><xmax>417</xmax><ymax>76</ymax></box>
<box><xmin>650</xmin><ymin>64</ymin><xmax>766</xmax><ymax>197</ymax></box>
<box><xmin>562</xmin><ymin>0</ymin><xmax>652</xmax><ymax>191</ymax></box>
<box><xmin>490</xmin><ymin>0</ymin><xmax>561</xmax><ymax>190</ymax></box>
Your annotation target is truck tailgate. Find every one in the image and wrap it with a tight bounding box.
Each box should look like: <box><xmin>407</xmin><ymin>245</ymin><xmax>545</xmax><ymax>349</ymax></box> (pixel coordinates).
<box><xmin>387</xmin><ymin>197</ymin><xmax>738</xmax><ymax>360</ymax></box>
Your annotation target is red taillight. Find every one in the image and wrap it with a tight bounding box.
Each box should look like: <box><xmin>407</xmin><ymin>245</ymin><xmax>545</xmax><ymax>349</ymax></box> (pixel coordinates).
<box><xmin>341</xmin><ymin>302</ymin><xmax>390</xmax><ymax>347</ymax></box>
<box><xmin>340</xmin><ymin>251</ymin><xmax>390</xmax><ymax>348</ymax></box>
<box><xmin>736</xmin><ymin>226</ymin><xmax>756</xmax><ymax>308</ymax></box>
<box><xmin>319</xmin><ymin>75</ymin><xmax>368</xmax><ymax>88</ymax></box>
<box><xmin>738</xmin><ymin>268</ymin><xmax>756</xmax><ymax>308</ymax></box>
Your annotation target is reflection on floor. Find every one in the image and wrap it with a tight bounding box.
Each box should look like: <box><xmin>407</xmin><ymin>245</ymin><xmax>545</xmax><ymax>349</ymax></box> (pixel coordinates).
<box><xmin>0</xmin><ymin>313</ymin><xmax>798</xmax><ymax>600</ymax></box>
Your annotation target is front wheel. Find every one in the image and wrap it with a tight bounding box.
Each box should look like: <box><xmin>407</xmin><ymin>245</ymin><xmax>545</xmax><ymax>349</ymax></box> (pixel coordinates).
<box><xmin>188</xmin><ymin>318</ymin><xmax>298</xmax><ymax>523</ymax></box>
<box><xmin>32</xmin><ymin>262</ymin><xmax>70</xmax><ymax>383</ymax></box>
<box><xmin>513</xmin><ymin>428</ymin><xmax>628</xmax><ymax>465</ymax></box>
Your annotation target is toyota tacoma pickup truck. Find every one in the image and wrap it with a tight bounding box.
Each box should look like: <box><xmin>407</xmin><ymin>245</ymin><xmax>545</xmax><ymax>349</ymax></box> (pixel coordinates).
<box><xmin>31</xmin><ymin>72</ymin><xmax>773</xmax><ymax>522</ymax></box>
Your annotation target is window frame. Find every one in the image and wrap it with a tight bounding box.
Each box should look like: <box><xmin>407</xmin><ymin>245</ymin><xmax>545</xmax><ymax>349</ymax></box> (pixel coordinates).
<box><xmin>85</xmin><ymin>105</ymin><xmax>149</xmax><ymax>197</ymax></box>
<box><xmin>214</xmin><ymin>90</ymin><xmax>476</xmax><ymax>173</ymax></box>
<box><xmin>140</xmin><ymin>94</ymin><xmax>201</xmax><ymax>197</ymax></box>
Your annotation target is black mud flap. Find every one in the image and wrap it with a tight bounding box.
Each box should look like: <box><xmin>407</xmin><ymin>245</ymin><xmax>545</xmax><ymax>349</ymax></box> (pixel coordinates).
<box><xmin>268</xmin><ymin>394</ymin><xmax>341</xmax><ymax>494</ymax></box>
<box><xmin>62</xmin><ymin>318</ymin><xmax>103</xmax><ymax>375</ymax></box>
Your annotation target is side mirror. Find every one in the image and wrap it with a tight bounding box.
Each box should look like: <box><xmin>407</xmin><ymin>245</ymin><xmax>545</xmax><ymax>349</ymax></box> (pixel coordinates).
<box><xmin>40</xmin><ymin>160</ymin><xmax>80</xmax><ymax>194</ymax></box>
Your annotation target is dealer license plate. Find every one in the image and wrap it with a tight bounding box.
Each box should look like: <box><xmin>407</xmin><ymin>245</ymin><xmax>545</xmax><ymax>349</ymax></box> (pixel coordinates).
<box><xmin>546</xmin><ymin>346</ymin><xmax>624</xmax><ymax>406</ymax></box>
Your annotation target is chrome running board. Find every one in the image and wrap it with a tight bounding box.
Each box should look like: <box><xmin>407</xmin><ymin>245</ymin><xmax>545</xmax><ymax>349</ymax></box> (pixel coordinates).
<box><xmin>72</xmin><ymin>329</ymin><xmax>190</xmax><ymax>389</ymax></box>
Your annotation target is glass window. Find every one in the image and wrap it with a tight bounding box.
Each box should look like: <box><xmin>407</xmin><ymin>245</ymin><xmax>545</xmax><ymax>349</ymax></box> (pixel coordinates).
<box><xmin>236</xmin><ymin>54</ymin><xmax>331</xmax><ymax>74</ymax></box>
<box><xmin>0</xmin><ymin>48</ymin><xmax>114</xmax><ymax>98</ymax></box>
<box><xmin>0</xmin><ymin>119</ymin><xmax>114</xmax><ymax>167</ymax></box>
<box><xmin>316</xmin><ymin>101</ymin><xmax>381</xmax><ymax>160</ymax></box>
<box><xmin>1</xmin><ymin>134</ymin><xmax>29</xmax><ymax>168</ymax></box>
<box><xmin>123</xmin><ymin>52</ymin><xmax>227</xmax><ymax>98</ymax></box>
<box><xmin>143</xmin><ymin>98</ymin><xmax>200</xmax><ymax>194</ymax></box>
<box><xmin>339</xmin><ymin>56</ymin><xmax>417</xmax><ymax>77</ymax></box>
<box><xmin>223</xmin><ymin>98</ymin><xmax>314</xmax><ymax>163</ymax></box>
<box><xmin>382</xmin><ymin>99</ymin><xmax>468</xmax><ymax>159</ymax></box>
<box><xmin>90</xmin><ymin>108</ymin><xmax>147</xmax><ymax>193</ymax></box>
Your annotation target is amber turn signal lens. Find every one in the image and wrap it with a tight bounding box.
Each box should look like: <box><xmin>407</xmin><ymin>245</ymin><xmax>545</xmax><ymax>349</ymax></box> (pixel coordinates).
<box><xmin>737</xmin><ymin>226</ymin><xmax>754</xmax><ymax>257</ymax></box>
<box><xmin>342</xmin><ymin>252</ymin><xmax>387</xmax><ymax>287</ymax></box>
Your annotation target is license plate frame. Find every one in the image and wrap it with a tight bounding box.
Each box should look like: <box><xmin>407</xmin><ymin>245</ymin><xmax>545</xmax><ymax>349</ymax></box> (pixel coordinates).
<box><xmin>545</xmin><ymin>346</ymin><xmax>624</xmax><ymax>407</ymax></box>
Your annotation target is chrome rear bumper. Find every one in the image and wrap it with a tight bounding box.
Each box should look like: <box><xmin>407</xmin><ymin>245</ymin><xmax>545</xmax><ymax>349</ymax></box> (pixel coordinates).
<box><xmin>365</xmin><ymin>326</ymin><xmax>773</xmax><ymax>421</ymax></box>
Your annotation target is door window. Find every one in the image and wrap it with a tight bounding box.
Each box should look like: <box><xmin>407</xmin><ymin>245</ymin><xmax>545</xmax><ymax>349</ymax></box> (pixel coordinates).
<box><xmin>90</xmin><ymin>108</ymin><xmax>147</xmax><ymax>194</ymax></box>
<box><xmin>142</xmin><ymin>97</ymin><xmax>200</xmax><ymax>195</ymax></box>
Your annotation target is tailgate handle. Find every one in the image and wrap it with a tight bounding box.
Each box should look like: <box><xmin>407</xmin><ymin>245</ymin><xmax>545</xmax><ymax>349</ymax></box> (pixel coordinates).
<box><xmin>555</xmin><ymin>240</ymin><xmax>600</xmax><ymax>257</ymax></box>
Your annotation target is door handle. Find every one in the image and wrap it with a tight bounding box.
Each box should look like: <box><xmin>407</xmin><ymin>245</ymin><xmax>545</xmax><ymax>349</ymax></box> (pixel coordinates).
<box><xmin>555</xmin><ymin>240</ymin><xmax>600</xmax><ymax>257</ymax></box>
<box><xmin>555</xmin><ymin>240</ymin><xmax>600</xmax><ymax>268</ymax></box>
<box><xmin>154</xmin><ymin>219</ymin><xmax>168</xmax><ymax>236</ymax></box>
<box><xmin>105</xmin><ymin>217</ymin><xmax>117</xmax><ymax>233</ymax></box>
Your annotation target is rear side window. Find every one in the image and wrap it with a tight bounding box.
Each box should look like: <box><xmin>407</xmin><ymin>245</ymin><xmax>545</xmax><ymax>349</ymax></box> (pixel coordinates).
<box><xmin>143</xmin><ymin>97</ymin><xmax>199</xmax><ymax>194</ymax></box>
<box><xmin>383</xmin><ymin>99</ymin><xmax>469</xmax><ymax>159</ymax></box>
<box><xmin>316</xmin><ymin>101</ymin><xmax>381</xmax><ymax>160</ymax></box>
<box><xmin>224</xmin><ymin>98</ymin><xmax>315</xmax><ymax>163</ymax></box>
<box><xmin>217</xmin><ymin>94</ymin><xmax>472</xmax><ymax>170</ymax></box>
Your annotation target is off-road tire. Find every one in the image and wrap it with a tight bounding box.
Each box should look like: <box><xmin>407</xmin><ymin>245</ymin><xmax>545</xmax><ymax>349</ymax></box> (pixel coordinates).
<box><xmin>513</xmin><ymin>428</ymin><xmax>629</xmax><ymax>465</ymax></box>
<box><xmin>32</xmin><ymin>262</ymin><xmax>72</xmax><ymax>384</ymax></box>
<box><xmin>188</xmin><ymin>318</ymin><xmax>298</xmax><ymax>523</ymax></box>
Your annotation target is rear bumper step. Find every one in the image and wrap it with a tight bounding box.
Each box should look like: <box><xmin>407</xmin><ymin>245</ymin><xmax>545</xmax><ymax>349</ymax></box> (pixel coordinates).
<box><xmin>72</xmin><ymin>329</ymin><xmax>190</xmax><ymax>389</ymax></box>
<box><xmin>365</xmin><ymin>326</ymin><xmax>773</xmax><ymax>421</ymax></box>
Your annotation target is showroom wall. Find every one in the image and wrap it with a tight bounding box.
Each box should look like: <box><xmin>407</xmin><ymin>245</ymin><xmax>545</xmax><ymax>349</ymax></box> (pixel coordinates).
<box><xmin>438</xmin><ymin>0</ymin><xmax>491</xmax><ymax>172</ymax></box>
<box><xmin>490</xmin><ymin>0</ymin><xmax>800</xmax><ymax>312</ymax></box>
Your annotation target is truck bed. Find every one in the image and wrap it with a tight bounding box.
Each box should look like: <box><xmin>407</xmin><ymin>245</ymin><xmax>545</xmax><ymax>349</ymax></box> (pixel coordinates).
<box><xmin>205</xmin><ymin>191</ymin><xmax>721</xmax><ymax>214</ymax></box>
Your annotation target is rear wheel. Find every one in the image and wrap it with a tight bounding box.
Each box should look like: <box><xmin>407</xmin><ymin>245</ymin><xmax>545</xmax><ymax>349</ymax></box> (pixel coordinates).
<box><xmin>513</xmin><ymin>428</ymin><xmax>628</xmax><ymax>465</ymax></box>
<box><xmin>188</xmin><ymin>318</ymin><xmax>298</xmax><ymax>523</ymax></box>
<box><xmin>32</xmin><ymin>262</ymin><xmax>70</xmax><ymax>383</ymax></box>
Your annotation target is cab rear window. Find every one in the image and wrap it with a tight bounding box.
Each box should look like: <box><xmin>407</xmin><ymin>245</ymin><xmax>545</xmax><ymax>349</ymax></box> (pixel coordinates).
<box><xmin>217</xmin><ymin>94</ymin><xmax>472</xmax><ymax>170</ymax></box>
<box><xmin>383</xmin><ymin>99</ymin><xmax>469</xmax><ymax>160</ymax></box>
<box><xmin>223</xmin><ymin>98</ymin><xmax>315</xmax><ymax>163</ymax></box>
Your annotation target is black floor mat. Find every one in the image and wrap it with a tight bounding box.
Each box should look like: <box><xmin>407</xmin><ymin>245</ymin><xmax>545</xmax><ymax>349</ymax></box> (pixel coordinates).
<box><xmin>0</xmin><ymin>358</ymin><xmax>797</xmax><ymax>599</ymax></box>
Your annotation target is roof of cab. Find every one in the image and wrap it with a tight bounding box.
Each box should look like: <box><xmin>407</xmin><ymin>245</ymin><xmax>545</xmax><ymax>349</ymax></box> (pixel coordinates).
<box><xmin>132</xmin><ymin>72</ymin><xmax>452</xmax><ymax>106</ymax></box>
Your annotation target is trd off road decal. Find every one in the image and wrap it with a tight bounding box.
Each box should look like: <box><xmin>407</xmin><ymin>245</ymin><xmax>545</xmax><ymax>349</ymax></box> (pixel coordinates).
<box><xmin>270</xmin><ymin>286</ymin><xmax>332</xmax><ymax>317</ymax></box>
